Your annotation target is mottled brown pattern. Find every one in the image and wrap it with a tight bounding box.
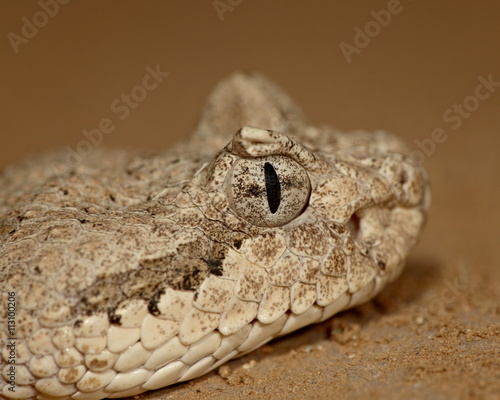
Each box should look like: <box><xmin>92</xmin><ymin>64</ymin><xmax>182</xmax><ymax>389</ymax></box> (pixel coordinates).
<box><xmin>0</xmin><ymin>72</ymin><xmax>428</xmax><ymax>399</ymax></box>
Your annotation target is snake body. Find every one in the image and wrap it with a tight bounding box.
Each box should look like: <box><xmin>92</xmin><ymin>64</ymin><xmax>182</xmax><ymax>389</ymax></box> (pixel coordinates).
<box><xmin>0</xmin><ymin>72</ymin><xmax>429</xmax><ymax>399</ymax></box>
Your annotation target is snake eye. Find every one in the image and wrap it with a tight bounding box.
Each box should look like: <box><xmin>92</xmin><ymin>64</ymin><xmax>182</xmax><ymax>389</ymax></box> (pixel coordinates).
<box><xmin>225</xmin><ymin>155</ymin><xmax>311</xmax><ymax>227</ymax></box>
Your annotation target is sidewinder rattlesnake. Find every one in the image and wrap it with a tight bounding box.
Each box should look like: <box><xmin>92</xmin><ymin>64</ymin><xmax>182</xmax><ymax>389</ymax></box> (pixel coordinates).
<box><xmin>0</xmin><ymin>72</ymin><xmax>430</xmax><ymax>399</ymax></box>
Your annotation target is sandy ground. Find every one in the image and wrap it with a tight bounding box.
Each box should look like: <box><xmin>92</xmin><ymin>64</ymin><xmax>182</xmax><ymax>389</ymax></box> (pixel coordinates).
<box><xmin>2</xmin><ymin>2</ymin><xmax>499</xmax><ymax>399</ymax></box>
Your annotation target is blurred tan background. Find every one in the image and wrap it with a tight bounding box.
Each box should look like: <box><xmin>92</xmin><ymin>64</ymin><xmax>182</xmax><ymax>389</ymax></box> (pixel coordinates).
<box><xmin>1</xmin><ymin>1</ymin><xmax>499</xmax><ymax>399</ymax></box>
<box><xmin>2</xmin><ymin>0</ymin><xmax>498</xmax><ymax>270</ymax></box>
<box><xmin>2</xmin><ymin>1</ymin><xmax>499</xmax><ymax>167</ymax></box>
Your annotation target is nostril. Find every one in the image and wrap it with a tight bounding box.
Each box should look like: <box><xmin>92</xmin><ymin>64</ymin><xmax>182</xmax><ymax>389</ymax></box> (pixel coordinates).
<box><xmin>399</xmin><ymin>169</ymin><xmax>408</xmax><ymax>185</ymax></box>
<box><xmin>346</xmin><ymin>212</ymin><xmax>360</xmax><ymax>239</ymax></box>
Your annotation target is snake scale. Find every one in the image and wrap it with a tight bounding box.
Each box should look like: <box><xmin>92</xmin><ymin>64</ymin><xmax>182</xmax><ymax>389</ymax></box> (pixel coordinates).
<box><xmin>0</xmin><ymin>72</ymin><xmax>429</xmax><ymax>399</ymax></box>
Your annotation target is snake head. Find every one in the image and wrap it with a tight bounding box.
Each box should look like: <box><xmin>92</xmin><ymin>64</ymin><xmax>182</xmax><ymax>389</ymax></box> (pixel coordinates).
<box><xmin>192</xmin><ymin>120</ymin><xmax>430</xmax><ymax>323</ymax></box>
<box><xmin>0</xmin><ymin>72</ymin><xmax>430</xmax><ymax>398</ymax></box>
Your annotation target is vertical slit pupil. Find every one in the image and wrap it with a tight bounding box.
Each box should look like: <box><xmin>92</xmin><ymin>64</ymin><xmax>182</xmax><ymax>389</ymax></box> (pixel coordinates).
<box><xmin>264</xmin><ymin>162</ymin><xmax>281</xmax><ymax>214</ymax></box>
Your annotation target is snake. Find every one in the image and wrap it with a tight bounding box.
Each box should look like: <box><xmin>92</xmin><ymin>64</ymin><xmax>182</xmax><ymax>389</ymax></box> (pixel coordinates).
<box><xmin>0</xmin><ymin>72</ymin><xmax>430</xmax><ymax>399</ymax></box>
